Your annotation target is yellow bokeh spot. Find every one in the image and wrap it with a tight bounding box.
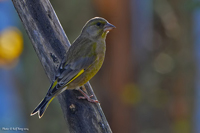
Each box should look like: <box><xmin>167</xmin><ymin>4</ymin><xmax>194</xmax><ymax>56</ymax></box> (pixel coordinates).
<box><xmin>0</xmin><ymin>27</ymin><xmax>23</xmax><ymax>66</ymax></box>
<box><xmin>121</xmin><ymin>83</ymin><xmax>141</xmax><ymax>105</ymax></box>
<box><xmin>172</xmin><ymin>119</ymin><xmax>190</xmax><ymax>133</ymax></box>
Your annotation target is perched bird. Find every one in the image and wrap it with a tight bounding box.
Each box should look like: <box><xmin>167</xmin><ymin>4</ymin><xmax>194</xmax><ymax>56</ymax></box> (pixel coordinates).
<box><xmin>30</xmin><ymin>17</ymin><xmax>115</xmax><ymax>118</ymax></box>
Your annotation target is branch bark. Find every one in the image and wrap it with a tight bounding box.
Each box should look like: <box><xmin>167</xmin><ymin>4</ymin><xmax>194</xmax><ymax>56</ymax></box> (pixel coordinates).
<box><xmin>11</xmin><ymin>0</ymin><xmax>112</xmax><ymax>132</ymax></box>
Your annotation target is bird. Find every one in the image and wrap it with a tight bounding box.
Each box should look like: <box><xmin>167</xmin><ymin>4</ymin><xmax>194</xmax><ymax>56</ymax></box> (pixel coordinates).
<box><xmin>30</xmin><ymin>17</ymin><xmax>115</xmax><ymax>118</ymax></box>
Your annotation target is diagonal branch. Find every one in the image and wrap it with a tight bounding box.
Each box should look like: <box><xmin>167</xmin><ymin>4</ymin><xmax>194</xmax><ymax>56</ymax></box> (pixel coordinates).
<box><xmin>11</xmin><ymin>0</ymin><xmax>112</xmax><ymax>132</ymax></box>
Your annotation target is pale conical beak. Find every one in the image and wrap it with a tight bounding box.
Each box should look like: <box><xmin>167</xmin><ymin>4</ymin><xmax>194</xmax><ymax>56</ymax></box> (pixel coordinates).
<box><xmin>104</xmin><ymin>23</ymin><xmax>116</xmax><ymax>32</ymax></box>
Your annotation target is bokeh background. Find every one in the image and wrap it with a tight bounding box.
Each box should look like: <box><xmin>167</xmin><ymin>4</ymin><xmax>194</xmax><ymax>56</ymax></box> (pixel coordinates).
<box><xmin>0</xmin><ymin>0</ymin><xmax>200</xmax><ymax>133</ymax></box>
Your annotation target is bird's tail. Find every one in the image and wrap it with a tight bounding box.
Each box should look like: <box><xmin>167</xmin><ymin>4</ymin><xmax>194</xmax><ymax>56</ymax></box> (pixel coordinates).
<box><xmin>30</xmin><ymin>96</ymin><xmax>55</xmax><ymax>118</ymax></box>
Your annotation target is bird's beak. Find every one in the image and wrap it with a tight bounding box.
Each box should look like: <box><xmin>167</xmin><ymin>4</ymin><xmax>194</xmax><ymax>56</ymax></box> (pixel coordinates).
<box><xmin>104</xmin><ymin>23</ymin><xmax>116</xmax><ymax>32</ymax></box>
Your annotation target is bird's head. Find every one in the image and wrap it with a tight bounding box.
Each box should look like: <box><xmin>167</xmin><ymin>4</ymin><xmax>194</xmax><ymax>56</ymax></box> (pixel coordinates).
<box><xmin>81</xmin><ymin>17</ymin><xmax>115</xmax><ymax>40</ymax></box>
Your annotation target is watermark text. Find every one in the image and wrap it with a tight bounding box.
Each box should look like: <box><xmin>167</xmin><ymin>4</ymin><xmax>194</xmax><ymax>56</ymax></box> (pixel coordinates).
<box><xmin>1</xmin><ymin>127</ymin><xmax>29</xmax><ymax>131</ymax></box>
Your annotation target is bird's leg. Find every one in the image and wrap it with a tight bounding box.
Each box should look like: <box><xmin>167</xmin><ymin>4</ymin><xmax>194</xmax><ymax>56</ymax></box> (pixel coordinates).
<box><xmin>81</xmin><ymin>85</ymin><xmax>87</xmax><ymax>92</ymax></box>
<box><xmin>77</xmin><ymin>87</ymin><xmax>99</xmax><ymax>103</ymax></box>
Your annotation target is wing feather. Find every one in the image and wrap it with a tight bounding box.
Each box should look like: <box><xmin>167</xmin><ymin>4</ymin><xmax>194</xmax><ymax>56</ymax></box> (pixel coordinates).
<box><xmin>47</xmin><ymin>39</ymin><xmax>97</xmax><ymax>95</ymax></box>
<box><xmin>47</xmin><ymin>56</ymin><xmax>96</xmax><ymax>95</ymax></box>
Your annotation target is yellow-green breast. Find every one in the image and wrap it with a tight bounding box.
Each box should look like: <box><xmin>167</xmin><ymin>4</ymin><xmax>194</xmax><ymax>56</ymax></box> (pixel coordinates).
<box><xmin>67</xmin><ymin>41</ymin><xmax>106</xmax><ymax>89</ymax></box>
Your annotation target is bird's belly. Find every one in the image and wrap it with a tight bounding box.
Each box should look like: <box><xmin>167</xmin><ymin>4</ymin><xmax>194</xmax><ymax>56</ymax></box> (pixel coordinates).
<box><xmin>67</xmin><ymin>55</ymin><xmax>104</xmax><ymax>89</ymax></box>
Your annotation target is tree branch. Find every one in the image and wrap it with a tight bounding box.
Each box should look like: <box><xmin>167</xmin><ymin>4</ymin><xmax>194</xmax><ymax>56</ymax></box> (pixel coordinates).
<box><xmin>11</xmin><ymin>0</ymin><xmax>112</xmax><ymax>132</ymax></box>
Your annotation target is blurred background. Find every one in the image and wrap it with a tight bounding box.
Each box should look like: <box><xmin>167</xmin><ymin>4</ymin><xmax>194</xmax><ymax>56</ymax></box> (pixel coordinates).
<box><xmin>0</xmin><ymin>0</ymin><xmax>199</xmax><ymax>133</ymax></box>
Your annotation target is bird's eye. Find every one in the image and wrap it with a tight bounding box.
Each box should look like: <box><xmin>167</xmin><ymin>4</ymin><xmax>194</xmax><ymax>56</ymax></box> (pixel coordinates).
<box><xmin>96</xmin><ymin>22</ymin><xmax>102</xmax><ymax>27</ymax></box>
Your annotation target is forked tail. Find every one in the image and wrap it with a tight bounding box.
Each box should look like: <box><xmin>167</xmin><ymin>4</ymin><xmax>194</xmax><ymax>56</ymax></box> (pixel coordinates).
<box><xmin>30</xmin><ymin>96</ymin><xmax>55</xmax><ymax>118</ymax></box>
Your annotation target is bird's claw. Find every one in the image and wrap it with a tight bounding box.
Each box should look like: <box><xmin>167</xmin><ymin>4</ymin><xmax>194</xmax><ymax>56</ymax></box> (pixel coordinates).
<box><xmin>78</xmin><ymin>95</ymin><xmax>99</xmax><ymax>103</ymax></box>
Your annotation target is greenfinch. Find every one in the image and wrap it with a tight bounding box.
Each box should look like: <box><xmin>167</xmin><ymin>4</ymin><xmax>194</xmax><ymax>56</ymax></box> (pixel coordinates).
<box><xmin>30</xmin><ymin>17</ymin><xmax>115</xmax><ymax>118</ymax></box>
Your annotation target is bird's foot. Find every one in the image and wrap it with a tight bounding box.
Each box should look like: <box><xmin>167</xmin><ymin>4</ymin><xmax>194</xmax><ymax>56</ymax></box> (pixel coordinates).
<box><xmin>78</xmin><ymin>95</ymin><xmax>99</xmax><ymax>103</ymax></box>
<box><xmin>78</xmin><ymin>88</ymin><xmax>99</xmax><ymax>103</ymax></box>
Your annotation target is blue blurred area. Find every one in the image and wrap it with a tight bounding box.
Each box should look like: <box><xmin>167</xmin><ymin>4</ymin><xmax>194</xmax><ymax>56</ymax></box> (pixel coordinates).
<box><xmin>0</xmin><ymin>0</ymin><xmax>20</xmax><ymax>30</ymax></box>
<box><xmin>0</xmin><ymin>0</ymin><xmax>26</xmax><ymax>132</ymax></box>
<box><xmin>0</xmin><ymin>70</ymin><xmax>25</xmax><ymax>132</ymax></box>
<box><xmin>130</xmin><ymin>0</ymin><xmax>153</xmax><ymax>60</ymax></box>
<box><xmin>193</xmin><ymin>4</ymin><xmax>200</xmax><ymax>133</ymax></box>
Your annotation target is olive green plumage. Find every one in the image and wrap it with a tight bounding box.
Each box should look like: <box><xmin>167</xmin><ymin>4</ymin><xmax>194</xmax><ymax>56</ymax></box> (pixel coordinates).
<box><xmin>30</xmin><ymin>17</ymin><xmax>115</xmax><ymax>118</ymax></box>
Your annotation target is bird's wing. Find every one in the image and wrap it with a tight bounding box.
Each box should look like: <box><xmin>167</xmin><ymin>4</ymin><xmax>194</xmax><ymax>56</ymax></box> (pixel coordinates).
<box><xmin>47</xmin><ymin>56</ymin><xmax>96</xmax><ymax>95</ymax></box>
<box><xmin>58</xmin><ymin>56</ymin><xmax>96</xmax><ymax>84</ymax></box>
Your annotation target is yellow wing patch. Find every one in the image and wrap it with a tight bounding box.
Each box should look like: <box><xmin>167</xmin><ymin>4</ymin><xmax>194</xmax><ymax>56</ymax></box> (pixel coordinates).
<box><xmin>51</xmin><ymin>80</ymin><xmax>58</xmax><ymax>89</ymax></box>
<box><xmin>66</xmin><ymin>69</ymin><xmax>85</xmax><ymax>85</ymax></box>
<box><xmin>51</xmin><ymin>69</ymin><xmax>84</xmax><ymax>90</ymax></box>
